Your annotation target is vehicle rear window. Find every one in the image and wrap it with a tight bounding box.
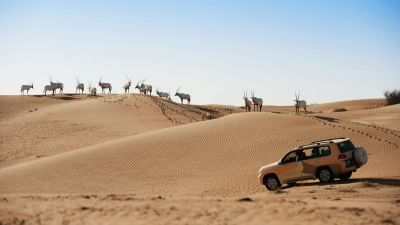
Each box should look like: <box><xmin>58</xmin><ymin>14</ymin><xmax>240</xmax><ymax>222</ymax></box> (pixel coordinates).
<box><xmin>338</xmin><ymin>140</ymin><xmax>355</xmax><ymax>153</ymax></box>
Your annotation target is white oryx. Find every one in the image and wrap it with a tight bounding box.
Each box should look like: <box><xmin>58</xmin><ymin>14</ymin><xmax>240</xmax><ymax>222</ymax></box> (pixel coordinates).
<box><xmin>43</xmin><ymin>84</ymin><xmax>58</xmax><ymax>96</ymax></box>
<box><xmin>243</xmin><ymin>90</ymin><xmax>252</xmax><ymax>112</ymax></box>
<box><xmin>135</xmin><ymin>81</ymin><xmax>146</xmax><ymax>94</ymax></box>
<box><xmin>135</xmin><ymin>79</ymin><xmax>152</xmax><ymax>95</ymax></box>
<box><xmin>123</xmin><ymin>75</ymin><xmax>133</xmax><ymax>93</ymax></box>
<box><xmin>294</xmin><ymin>91</ymin><xmax>307</xmax><ymax>114</ymax></box>
<box><xmin>49</xmin><ymin>78</ymin><xmax>64</xmax><ymax>95</ymax></box>
<box><xmin>141</xmin><ymin>79</ymin><xmax>152</xmax><ymax>96</ymax></box>
<box><xmin>76</xmin><ymin>77</ymin><xmax>84</xmax><ymax>94</ymax></box>
<box><xmin>21</xmin><ymin>83</ymin><xmax>33</xmax><ymax>95</ymax></box>
<box><xmin>251</xmin><ymin>90</ymin><xmax>263</xmax><ymax>112</ymax></box>
<box><xmin>88</xmin><ymin>82</ymin><xmax>97</xmax><ymax>96</ymax></box>
<box><xmin>156</xmin><ymin>88</ymin><xmax>170</xmax><ymax>99</ymax></box>
<box><xmin>175</xmin><ymin>87</ymin><xmax>191</xmax><ymax>105</ymax></box>
<box><xmin>98</xmin><ymin>77</ymin><xmax>112</xmax><ymax>94</ymax></box>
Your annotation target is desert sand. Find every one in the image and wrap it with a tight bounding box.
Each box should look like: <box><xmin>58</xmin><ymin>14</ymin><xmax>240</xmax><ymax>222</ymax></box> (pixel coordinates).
<box><xmin>1</xmin><ymin>94</ymin><xmax>399</xmax><ymax>225</ymax></box>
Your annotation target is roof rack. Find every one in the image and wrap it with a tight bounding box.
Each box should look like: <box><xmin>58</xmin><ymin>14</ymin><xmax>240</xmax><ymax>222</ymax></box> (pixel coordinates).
<box><xmin>299</xmin><ymin>137</ymin><xmax>347</xmax><ymax>148</ymax></box>
<box><xmin>310</xmin><ymin>137</ymin><xmax>347</xmax><ymax>144</ymax></box>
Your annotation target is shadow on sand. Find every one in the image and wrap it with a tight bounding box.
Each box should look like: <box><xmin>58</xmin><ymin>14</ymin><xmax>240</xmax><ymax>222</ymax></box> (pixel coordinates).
<box><xmin>284</xmin><ymin>177</ymin><xmax>400</xmax><ymax>189</ymax></box>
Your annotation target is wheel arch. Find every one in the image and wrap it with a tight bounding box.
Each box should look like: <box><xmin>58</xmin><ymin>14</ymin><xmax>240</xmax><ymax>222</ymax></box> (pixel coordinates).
<box><xmin>262</xmin><ymin>173</ymin><xmax>281</xmax><ymax>186</ymax></box>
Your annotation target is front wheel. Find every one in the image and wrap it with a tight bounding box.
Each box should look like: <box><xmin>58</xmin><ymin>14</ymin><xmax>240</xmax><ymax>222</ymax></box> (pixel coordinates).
<box><xmin>317</xmin><ymin>167</ymin><xmax>334</xmax><ymax>183</ymax></box>
<box><xmin>338</xmin><ymin>171</ymin><xmax>352</xmax><ymax>181</ymax></box>
<box><xmin>264</xmin><ymin>175</ymin><xmax>281</xmax><ymax>191</ymax></box>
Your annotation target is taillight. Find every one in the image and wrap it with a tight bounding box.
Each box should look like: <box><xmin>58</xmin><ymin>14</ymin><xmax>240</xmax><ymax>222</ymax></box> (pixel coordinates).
<box><xmin>338</xmin><ymin>154</ymin><xmax>346</xmax><ymax>160</ymax></box>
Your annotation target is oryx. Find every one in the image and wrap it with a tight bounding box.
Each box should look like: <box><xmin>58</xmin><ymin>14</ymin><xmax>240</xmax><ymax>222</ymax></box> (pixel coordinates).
<box><xmin>98</xmin><ymin>77</ymin><xmax>112</xmax><ymax>94</ymax></box>
<box><xmin>49</xmin><ymin>77</ymin><xmax>64</xmax><ymax>94</ymax></box>
<box><xmin>135</xmin><ymin>79</ymin><xmax>152</xmax><ymax>95</ymax></box>
<box><xmin>141</xmin><ymin>79</ymin><xmax>152</xmax><ymax>96</ymax></box>
<box><xmin>251</xmin><ymin>90</ymin><xmax>263</xmax><ymax>112</ymax></box>
<box><xmin>156</xmin><ymin>87</ymin><xmax>170</xmax><ymax>99</ymax></box>
<box><xmin>43</xmin><ymin>84</ymin><xmax>58</xmax><ymax>96</ymax></box>
<box><xmin>135</xmin><ymin>81</ymin><xmax>147</xmax><ymax>94</ymax></box>
<box><xmin>175</xmin><ymin>87</ymin><xmax>191</xmax><ymax>105</ymax></box>
<box><xmin>21</xmin><ymin>83</ymin><xmax>33</xmax><ymax>95</ymax></box>
<box><xmin>88</xmin><ymin>82</ymin><xmax>97</xmax><ymax>96</ymax></box>
<box><xmin>76</xmin><ymin>77</ymin><xmax>84</xmax><ymax>94</ymax></box>
<box><xmin>123</xmin><ymin>75</ymin><xmax>133</xmax><ymax>93</ymax></box>
<box><xmin>294</xmin><ymin>91</ymin><xmax>307</xmax><ymax>114</ymax></box>
<box><xmin>243</xmin><ymin>90</ymin><xmax>252</xmax><ymax>112</ymax></box>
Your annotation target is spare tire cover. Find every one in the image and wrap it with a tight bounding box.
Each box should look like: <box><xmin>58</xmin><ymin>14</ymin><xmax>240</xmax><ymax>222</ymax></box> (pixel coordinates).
<box><xmin>354</xmin><ymin>147</ymin><xmax>368</xmax><ymax>165</ymax></box>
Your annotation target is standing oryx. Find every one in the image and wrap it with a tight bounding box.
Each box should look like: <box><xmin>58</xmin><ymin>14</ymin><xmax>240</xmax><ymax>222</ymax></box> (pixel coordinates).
<box><xmin>294</xmin><ymin>91</ymin><xmax>307</xmax><ymax>114</ymax></box>
<box><xmin>135</xmin><ymin>81</ymin><xmax>146</xmax><ymax>94</ymax></box>
<box><xmin>88</xmin><ymin>82</ymin><xmax>97</xmax><ymax>96</ymax></box>
<box><xmin>156</xmin><ymin>88</ymin><xmax>170</xmax><ymax>99</ymax></box>
<box><xmin>175</xmin><ymin>87</ymin><xmax>191</xmax><ymax>105</ymax></box>
<box><xmin>135</xmin><ymin>79</ymin><xmax>152</xmax><ymax>96</ymax></box>
<box><xmin>49</xmin><ymin>77</ymin><xmax>64</xmax><ymax>94</ymax></box>
<box><xmin>76</xmin><ymin>77</ymin><xmax>84</xmax><ymax>94</ymax></box>
<box><xmin>98</xmin><ymin>77</ymin><xmax>112</xmax><ymax>94</ymax></box>
<box><xmin>123</xmin><ymin>75</ymin><xmax>133</xmax><ymax>93</ymax></box>
<box><xmin>243</xmin><ymin>90</ymin><xmax>252</xmax><ymax>112</ymax></box>
<box><xmin>251</xmin><ymin>90</ymin><xmax>263</xmax><ymax>112</ymax></box>
<box><xmin>21</xmin><ymin>83</ymin><xmax>33</xmax><ymax>95</ymax></box>
<box><xmin>43</xmin><ymin>84</ymin><xmax>58</xmax><ymax>96</ymax></box>
<box><xmin>141</xmin><ymin>79</ymin><xmax>152</xmax><ymax>96</ymax></box>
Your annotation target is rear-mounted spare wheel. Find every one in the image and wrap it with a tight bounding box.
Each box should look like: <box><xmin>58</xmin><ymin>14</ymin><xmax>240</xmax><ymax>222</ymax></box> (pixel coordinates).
<box><xmin>354</xmin><ymin>147</ymin><xmax>368</xmax><ymax>165</ymax></box>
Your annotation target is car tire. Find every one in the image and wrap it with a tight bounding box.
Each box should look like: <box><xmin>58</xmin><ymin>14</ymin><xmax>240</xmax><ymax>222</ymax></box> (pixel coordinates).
<box><xmin>354</xmin><ymin>148</ymin><xmax>368</xmax><ymax>165</ymax></box>
<box><xmin>338</xmin><ymin>171</ymin><xmax>352</xmax><ymax>181</ymax></box>
<box><xmin>317</xmin><ymin>167</ymin><xmax>334</xmax><ymax>183</ymax></box>
<box><xmin>264</xmin><ymin>175</ymin><xmax>281</xmax><ymax>191</ymax></box>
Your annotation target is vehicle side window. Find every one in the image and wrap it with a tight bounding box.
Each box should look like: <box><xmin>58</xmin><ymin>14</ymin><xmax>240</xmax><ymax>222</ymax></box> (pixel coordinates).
<box><xmin>319</xmin><ymin>146</ymin><xmax>331</xmax><ymax>156</ymax></box>
<box><xmin>299</xmin><ymin>146</ymin><xmax>331</xmax><ymax>161</ymax></box>
<box><xmin>282</xmin><ymin>152</ymin><xmax>298</xmax><ymax>164</ymax></box>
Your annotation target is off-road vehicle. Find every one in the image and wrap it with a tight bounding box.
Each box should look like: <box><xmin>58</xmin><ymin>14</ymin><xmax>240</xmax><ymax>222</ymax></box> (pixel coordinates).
<box><xmin>258</xmin><ymin>138</ymin><xmax>368</xmax><ymax>191</ymax></box>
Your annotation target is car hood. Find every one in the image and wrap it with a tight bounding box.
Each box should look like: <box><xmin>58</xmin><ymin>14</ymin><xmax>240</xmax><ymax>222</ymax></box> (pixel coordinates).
<box><xmin>259</xmin><ymin>161</ymin><xmax>280</xmax><ymax>173</ymax></box>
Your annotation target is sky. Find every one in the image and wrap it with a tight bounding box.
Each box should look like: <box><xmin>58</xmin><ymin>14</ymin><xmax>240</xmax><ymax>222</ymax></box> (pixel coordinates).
<box><xmin>0</xmin><ymin>0</ymin><xmax>399</xmax><ymax>105</ymax></box>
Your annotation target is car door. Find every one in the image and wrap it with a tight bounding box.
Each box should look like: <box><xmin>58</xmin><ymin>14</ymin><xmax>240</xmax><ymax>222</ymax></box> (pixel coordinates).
<box><xmin>301</xmin><ymin>146</ymin><xmax>331</xmax><ymax>178</ymax></box>
<box><xmin>279</xmin><ymin>151</ymin><xmax>303</xmax><ymax>182</ymax></box>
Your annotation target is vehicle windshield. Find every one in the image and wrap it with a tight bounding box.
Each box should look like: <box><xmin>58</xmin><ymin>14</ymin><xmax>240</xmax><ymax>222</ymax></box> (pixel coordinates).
<box><xmin>281</xmin><ymin>151</ymin><xmax>298</xmax><ymax>163</ymax></box>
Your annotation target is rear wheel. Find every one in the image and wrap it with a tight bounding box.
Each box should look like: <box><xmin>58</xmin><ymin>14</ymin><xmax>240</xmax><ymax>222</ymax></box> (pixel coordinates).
<box><xmin>317</xmin><ymin>167</ymin><xmax>334</xmax><ymax>183</ymax></box>
<box><xmin>264</xmin><ymin>175</ymin><xmax>281</xmax><ymax>191</ymax></box>
<box><xmin>338</xmin><ymin>171</ymin><xmax>352</xmax><ymax>181</ymax></box>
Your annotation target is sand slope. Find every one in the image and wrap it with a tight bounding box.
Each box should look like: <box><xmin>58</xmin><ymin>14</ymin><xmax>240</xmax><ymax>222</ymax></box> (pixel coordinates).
<box><xmin>1</xmin><ymin>112</ymin><xmax>399</xmax><ymax>196</ymax></box>
<box><xmin>0</xmin><ymin>94</ymin><xmax>207</xmax><ymax>168</ymax></box>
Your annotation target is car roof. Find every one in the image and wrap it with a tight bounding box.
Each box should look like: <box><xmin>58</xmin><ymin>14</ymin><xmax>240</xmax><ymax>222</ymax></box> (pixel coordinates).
<box><xmin>295</xmin><ymin>137</ymin><xmax>350</xmax><ymax>149</ymax></box>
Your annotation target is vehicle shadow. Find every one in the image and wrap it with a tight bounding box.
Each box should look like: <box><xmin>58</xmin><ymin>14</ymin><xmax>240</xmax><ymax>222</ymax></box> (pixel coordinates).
<box><xmin>284</xmin><ymin>177</ymin><xmax>400</xmax><ymax>189</ymax></box>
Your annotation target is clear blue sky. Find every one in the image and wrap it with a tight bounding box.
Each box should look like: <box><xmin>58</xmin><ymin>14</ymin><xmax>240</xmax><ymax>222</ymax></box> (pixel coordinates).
<box><xmin>0</xmin><ymin>0</ymin><xmax>399</xmax><ymax>105</ymax></box>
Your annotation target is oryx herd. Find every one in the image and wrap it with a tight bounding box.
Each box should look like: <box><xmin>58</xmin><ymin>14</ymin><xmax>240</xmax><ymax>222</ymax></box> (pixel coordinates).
<box><xmin>19</xmin><ymin>76</ymin><xmax>191</xmax><ymax>105</ymax></box>
<box><xmin>243</xmin><ymin>90</ymin><xmax>307</xmax><ymax>114</ymax></box>
<box><xmin>242</xmin><ymin>90</ymin><xmax>263</xmax><ymax>112</ymax></box>
<box><xmin>20</xmin><ymin>76</ymin><xmax>307</xmax><ymax>114</ymax></box>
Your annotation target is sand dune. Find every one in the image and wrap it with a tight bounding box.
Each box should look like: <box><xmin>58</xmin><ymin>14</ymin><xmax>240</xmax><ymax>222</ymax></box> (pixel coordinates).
<box><xmin>0</xmin><ymin>94</ymin><xmax>207</xmax><ymax>168</ymax></box>
<box><xmin>1</xmin><ymin>112</ymin><xmax>399</xmax><ymax>196</ymax></box>
<box><xmin>1</xmin><ymin>95</ymin><xmax>399</xmax><ymax>225</ymax></box>
<box><xmin>317</xmin><ymin>104</ymin><xmax>400</xmax><ymax>131</ymax></box>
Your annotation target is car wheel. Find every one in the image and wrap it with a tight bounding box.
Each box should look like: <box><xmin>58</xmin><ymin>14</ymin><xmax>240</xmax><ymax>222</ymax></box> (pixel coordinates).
<box><xmin>338</xmin><ymin>171</ymin><xmax>352</xmax><ymax>181</ymax></box>
<box><xmin>264</xmin><ymin>175</ymin><xmax>281</xmax><ymax>191</ymax></box>
<box><xmin>317</xmin><ymin>167</ymin><xmax>334</xmax><ymax>183</ymax></box>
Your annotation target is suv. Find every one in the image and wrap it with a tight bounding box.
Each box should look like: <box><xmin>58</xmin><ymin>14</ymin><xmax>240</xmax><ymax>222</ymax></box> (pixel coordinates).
<box><xmin>258</xmin><ymin>138</ymin><xmax>368</xmax><ymax>191</ymax></box>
